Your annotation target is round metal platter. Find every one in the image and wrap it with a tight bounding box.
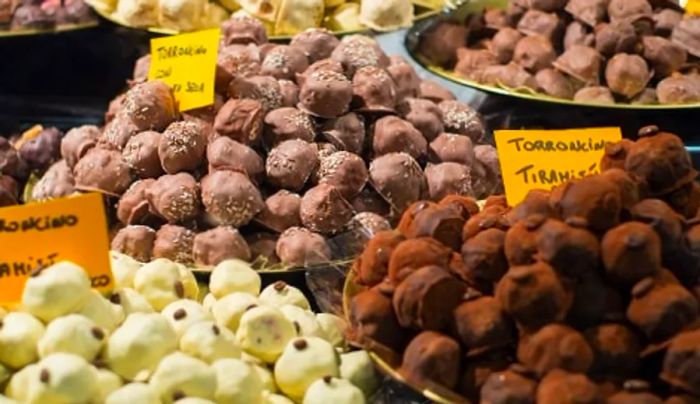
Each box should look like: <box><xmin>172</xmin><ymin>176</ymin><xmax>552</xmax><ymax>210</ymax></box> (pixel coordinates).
<box><xmin>0</xmin><ymin>21</ymin><xmax>99</xmax><ymax>38</ymax></box>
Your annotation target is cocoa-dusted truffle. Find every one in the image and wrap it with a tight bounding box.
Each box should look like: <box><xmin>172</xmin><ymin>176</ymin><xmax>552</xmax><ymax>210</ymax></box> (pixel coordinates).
<box><xmin>507</xmin><ymin>189</ymin><xmax>552</xmax><ymax>224</ymax></box>
<box><xmin>490</xmin><ymin>27</ymin><xmax>524</xmax><ymax>64</ymax></box>
<box><xmin>565</xmin><ymin>0</ymin><xmax>608</xmax><ymax>27</ymax></box>
<box><xmin>117</xmin><ymin>179</ymin><xmax>155</xmax><ymax>225</ymax></box>
<box><xmin>290</xmin><ymin>28</ymin><xmax>340</xmax><ymax>63</ymax></box>
<box><xmin>255</xmin><ymin>190</ymin><xmax>301</xmax><ymax>233</ymax></box>
<box><xmin>371</xmin><ymin>116</ymin><xmax>426</xmax><ymax>159</ymax></box>
<box><xmin>228</xmin><ymin>75</ymin><xmax>283</xmax><ymax>111</ymax></box>
<box><xmin>495</xmin><ymin>261</ymin><xmax>573</xmax><ymax>331</ymax></box>
<box><xmin>517</xmin><ymin>9</ymin><xmax>562</xmax><ymax>41</ymax></box>
<box><xmin>262</xmin><ymin>107</ymin><xmax>315</xmax><ymax>147</ymax></box>
<box><xmin>605</xmin><ymin>54</ymin><xmax>651</xmax><ymax>98</ymax></box>
<box><xmin>298</xmin><ymin>69</ymin><xmax>353</xmax><ymax>118</ymax></box>
<box><xmin>215</xmin><ymin>44</ymin><xmax>262</xmax><ymax>92</ymax></box>
<box><xmin>463</xmin><ymin>205</ymin><xmax>509</xmax><ymax>240</ymax></box>
<box><xmin>554</xmin><ymin>45</ymin><xmax>602</xmax><ymax>85</ymax></box>
<box><xmin>568</xmin><ymin>273</ymin><xmax>626</xmax><ymax>329</ymax></box>
<box><xmin>417</xmin><ymin>22</ymin><xmax>468</xmax><ymax>67</ymax></box>
<box><xmin>146</xmin><ymin>173</ymin><xmax>200</xmax><ymax>223</ymax></box>
<box><xmin>330</xmin><ymin>35</ymin><xmax>390</xmax><ymax>77</ymax></box>
<box><xmin>388</xmin><ymin>237</ymin><xmax>452</xmax><ymax>285</ymax></box>
<box><xmin>73</xmin><ymin>147</ymin><xmax>132</xmax><ymax>195</ymax></box>
<box><xmin>397</xmin><ymin>200</ymin><xmax>436</xmax><ymax>236</ymax></box>
<box><xmin>600</xmin><ymin>168</ymin><xmax>640</xmax><ymax>210</ymax></box>
<box><xmin>438</xmin><ymin>100</ymin><xmax>485</xmax><ymax>142</ymax></box>
<box><xmin>418</xmin><ymin>80</ymin><xmax>457</xmax><ymax>103</ymax></box>
<box><xmin>369</xmin><ymin>152</ymin><xmax>424</xmax><ymax>212</ymax></box>
<box><xmin>19</xmin><ymin>127</ymin><xmax>62</xmax><ymax>172</ymax></box>
<box><xmin>276</xmin><ymin>226</ymin><xmax>331</xmax><ymax>266</ymax></box>
<box><xmin>61</xmin><ymin>125</ymin><xmax>99</xmax><ymax>169</ymax></box>
<box><xmin>535</xmin><ymin>68</ymin><xmax>579</xmax><ymax>99</ymax></box>
<box><xmin>574</xmin><ymin>86</ymin><xmax>616</xmax><ymax>104</ymax></box>
<box><xmin>403</xmin><ymin>204</ymin><xmax>464</xmax><ymax>250</ymax></box>
<box><xmin>642</xmin><ymin>36</ymin><xmax>687</xmax><ymax>78</ymax></box>
<box><xmin>480</xmin><ymin>365</ymin><xmax>538</xmax><ymax>404</ymax></box>
<box><xmin>351</xmin><ymin>66</ymin><xmax>397</xmax><ymax>112</ymax></box>
<box><xmin>158</xmin><ymin>120</ymin><xmax>207</xmax><ymax>174</ymax></box>
<box><xmin>246</xmin><ymin>232</ymin><xmax>280</xmax><ymax>266</ymax></box>
<box><xmin>513</xmin><ymin>35</ymin><xmax>556</xmax><ymax>73</ymax></box>
<box><xmin>564</xmin><ymin>21</ymin><xmax>595</xmax><ymax>50</ymax></box>
<box><xmin>504</xmin><ymin>215</ymin><xmax>545</xmax><ymax>266</ymax></box>
<box><xmin>397</xmin><ymin>98</ymin><xmax>444</xmax><ymax>142</ymax></box>
<box><xmin>266</xmin><ymin>139</ymin><xmax>318</xmax><ymax>191</ymax></box>
<box><xmin>111</xmin><ymin>225</ymin><xmax>156</xmax><ymax>263</ymax></box>
<box><xmin>661</xmin><ymin>328</ymin><xmax>700</xmax><ymax>396</ymax></box>
<box><xmin>213</xmin><ymin>98</ymin><xmax>265</xmax><ymax>145</ymax></box>
<box><xmin>454</xmin><ymin>295</ymin><xmax>514</xmax><ymax>356</ymax></box>
<box><xmin>201</xmin><ymin>170</ymin><xmax>264</xmax><ymax>227</ymax></box>
<box><xmin>607</xmin><ymin>381</ymin><xmax>664</xmax><ymax>404</ymax></box>
<box><xmin>627</xmin><ymin>275</ymin><xmax>699</xmax><ymax>343</ymax></box>
<box><xmin>393</xmin><ymin>265</ymin><xmax>466</xmax><ymax>330</ymax></box>
<box><xmin>193</xmin><ymin>226</ymin><xmax>251</xmax><ymax>266</ymax></box>
<box><xmin>299</xmin><ymin>183</ymin><xmax>354</xmax><ymax>234</ymax></box>
<box><xmin>317</xmin><ymin>151</ymin><xmax>368</xmax><ymax>200</ymax></box>
<box><xmin>517</xmin><ymin>323</ymin><xmax>594</xmax><ymax>376</ymax></box>
<box><xmin>278</xmin><ymin>79</ymin><xmax>299</xmax><ymax>107</ymax></box>
<box><xmin>152</xmin><ymin>224</ymin><xmax>195</xmax><ymax>263</ymax></box>
<box><xmin>221</xmin><ymin>13</ymin><xmax>268</xmax><ymax>45</ymax></box>
<box><xmin>536</xmin><ymin>369</ymin><xmax>602</xmax><ymax>404</ymax></box>
<box><xmin>345</xmin><ymin>212</ymin><xmax>392</xmax><ymax>252</ymax></box>
<box><xmin>31</xmin><ymin>160</ymin><xmax>75</xmax><ymax>201</ymax></box>
<box><xmin>122</xmin><ymin>80</ymin><xmax>178</xmax><ymax>132</ymax></box>
<box><xmin>480</xmin><ymin>63</ymin><xmax>538</xmax><ymax>91</ymax></box>
<box><xmin>349</xmin><ymin>287</ymin><xmax>405</xmax><ymax>350</ymax></box>
<box><xmin>206</xmin><ymin>136</ymin><xmax>264</xmax><ymax>183</ymax></box>
<box><xmin>584</xmin><ymin>323</ymin><xmax>642</xmax><ymax>381</ymax></box>
<box><xmin>261</xmin><ymin>45</ymin><xmax>309</xmax><ymax>81</ymax></box>
<box><xmin>321</xmin><ymin>112</ymin><xmax>365</xmax><ymax>155</ymax></box>
<box><xmin>607</xmin><ymin>0</ymin><xmax>652</xmax><ymax>22</ymax></box>
<box><xmin>454</xmin><ymin>48</ymin><xmax>498</xmax><ymax>81</ymax></box>
<box><xmin>425</xmin><ymin>162</ymin><xmax>473</xmax><ymax>201</ymax></box>
<box><xmin>401</xmin><ymin>331</ymin><xmax>461</xmax><ymax>389</ymax></box>
<box><xmin>353</xmin><ymin>230</ymin><xmax>405</xmax><ymax>286</ymax></box>
<box><xmin>536</xmin><ymin>219</ymin><xmax>599</xmax><ymax>279</ymax></box>
<box><xmin>387</xmin><ymin>56</ymin><xmax>421</xmax><ymax>100</ymax></box>
<box><xmin>601</xmin><ymin>222</ymin><xmax>662</xmax><ymax>285</ymax></box>
<box><xmin>656</xmin><ymin>74</ymin><xmax>700</xmax><ymax>104</ymax></box>
<box><xmin>601</xmin><ymin>139</ymin><xmax>634</xmax><ymax>171</ymax></box>
<box><xmin>595</xmin><ymin>20</ymin><xmax>638</xmax><ymax>57</ymax></box>
<box><xmin>552</xmin><ymin>175</ymin><xmax>622</xmax><ymax>231</ymax></box>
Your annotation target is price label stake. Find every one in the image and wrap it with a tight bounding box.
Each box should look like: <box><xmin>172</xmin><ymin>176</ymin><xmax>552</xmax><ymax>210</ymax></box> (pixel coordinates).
<box><xmin>495</xmin><ymin>127</ymin><xmax>623</xmax><ymax>206</ymax></box>
<box><xmin>148</xmin><ymin>28</ymin><xmax>220</xmax><ymax>112</ymax></box>
<box><xmin>0</xmin><ymin>193</ymin><xmax>113</xmax><ymax>305</ymax></box>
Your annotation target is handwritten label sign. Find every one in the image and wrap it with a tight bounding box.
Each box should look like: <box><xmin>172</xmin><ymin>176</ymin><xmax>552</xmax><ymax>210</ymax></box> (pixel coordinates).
<box><xmin>148</xmin><ymin>28</ymin><xmax>220</xmax><ymax>112</ymax></box>
<box><xmin>686</xmin><ymin>0</ymin><xmax>700</xmax><ymax>15</ymax></box>
<box><xmin>494</xmin><ymin>127</ymin><xmax>623</xmax><ymax>206</ymax></box>
<box><xmin>0</xmin><ymin>193</ymin><xmax>112</xmax><ymax>305</ymax></box>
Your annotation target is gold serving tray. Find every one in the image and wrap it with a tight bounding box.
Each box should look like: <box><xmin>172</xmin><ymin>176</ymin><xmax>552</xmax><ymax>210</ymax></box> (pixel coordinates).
<box><xmin>0</xmin><ymin>21</ymin><xmax>98</xmax><ymax>37</ymax></box>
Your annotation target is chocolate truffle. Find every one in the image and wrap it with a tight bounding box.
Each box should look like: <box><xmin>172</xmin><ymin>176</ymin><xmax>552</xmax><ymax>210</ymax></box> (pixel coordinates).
<box><xmin>536</xmin><ymin>369</ymin><xmax>602</xmax><ymax>404</ymax></box>
<box><xmin>299</xmin><ymin>183</ymin><xmax>354</xmax><ymax>234</ymax></box>
<box><xmin>397</xmin><ymin>200</ymin><xmax>436</xmax><ymax>235</ymax></box>
<box><xmin>262</xmin><ymin>107</ymin><xmax>316</xmax><ymax>147</ymax></box>
<box><xmin>438</xmin><ymin>101</ymin><xmax>485</xmax><ymax>142</ymax></box>
<box><xmin>507</xmin><ymin>189</ymin><xmax>552</xmax><ymax>224</ymax></box>
<box><xmin>206</xmin><ymin>136</ymin><xmax>264</xmax><ymax>183</ymax></box>
<box><xmin>595</xmin><ymin>20</ymin><xmax>638</xmax><ymax>57</ymax></box>
<box><xmin>372</xmin><ymin>116</ymin><xmax>426</xmax><ymax>159</ymax></box>
<box><xmin>535</xmin><ymin>68</ymin><xmax>579</xmax><ymax>99</ymax></box>
<box><xmin>454</xmin><ymin>295</ymin><xmax>514</xmax><ymax>356</ymax></box>
<box><xmin>601</xmin><ymin>139</ymin><xmax>634</xmax><ymax>171</ymax></box>
<box><xmin>552</xmin><ymin>175</ymin><xmax>622</xmax><ymax>231</ymax></box>
<box><xmin>213</xmin><ymin>98</ymin><xmax>265</xmax><ymax>145</ymax></box>
<box><xmin>146</xmin><ymin>173</ymin><xmax>200</xmax><ymax>223</ymax></box>
<box><xmin>425</xmin><ymin>163</ymin><xmax>473</xmax><ymax>201</ymax></box>
<box><xmin>504</xmin><ymin>215</ymin><xmax>544</xmax><ymax>266</ymax></box>
<box><xmin>353</xmin><ymin>230</ymin><xmax>405</xmax><ymax>286</ymax></box>
<box><xmin>152</xmin><ymin>224</ymin><xmax>195</xmax><ymax>263</ymax></box>
<box><xmin>351</xmin><ymin>66</ymin><xmax>397</xmax><ymax>112</ymax></box>
<box><xmin>654</xmin><ymin>8</ymin><xmax>683</xmax><ymax>37</ymax></box>
<box><xmin>61</xmin><ymin>125</ymin><xmax>99</xmax><ymax>169</ymax></box>
<box><xmin>73</xmin><ymin>147</ymin><xmax>132</xmax><ymax>195</ymax></box>
<box><xmin>627</xmin><ymin>276</ymin><xmax>699</xmax><ymax>342</ymax></box>
<box><xmin>601</xmin><ymin>222</ymin><xmax>662</xmax><ymax>285</ymax></box>
<box><xmin>132</xmin><ymin>55</ymin><xmax>150</xmax><ymax>83</ymax></box>
<box><xmin>574</xmin><ymin>86</ymin><xmax>616</xmax><ymax>104</ymax></box>
<box><xmin>565</xmin><ymin>0</ymin><xmax>608</xmax><ymax>27</ymax></box>
<box><xmin>111</xmin><ymin>225</ymin><xmax>156</xmax><ymax>263</ymax></box>
<box><xmin>266</xmin><ymin>139</ymin><xmax>318</xmax><ymax>191</ymax></box>
<box><xmin>454</xmin><ymin>48</ymin><xmax>499</xmax><ymax>81</ymax></box>
<box><xmin>513</xmin><ymin>35</ymin><xmax>556</xmax><ymax>73</ymax></box>
<box><xmin>661</xmin><ymin>328</ymin><xmax>700</xmax><ymax>396</ymax></box>
<box><xmin>298</xmin><ymin>69</ymin><xmax>353</xmax><ymax>118</ymax></box>
<box><xmin>480</xmin><ymin>366</ymin><xmax>538</xmax><ymax>404</ymax></box>
<box><xmin>201</xmin><ymin>170</ymin><xmax>264</xmax><ymax>227</ymax></box>
<box><xmin>228</xmin><ymin>75</ymin><xmax>283</xmax><ymax>111</ymax></box>
<box><xmin>290</xmin><ymin>28</ymin><xmax>340</xmax><ymax>63</ymax></box>
<box><xmin>246</xmin><ymin>232</ymin><xmax>280</xmax><ymax>266</ymax></box>
<box><xmin>643</xmin><ymin>36</ymin><xmax>687</xmax><ymax>78</ymax></box>
<box><xmin>11</xmin><ymin>5</ymin><xmax>52</xmax><ymax>29</ymax></box>
<box><xmin>463</xmin><ymin>206</ymin><xmax>509</xmax><ymax>241</ymax></box>
<box><xmin>158</xmin><ymin>120</ymin><xmax>207</xmax><ymax>174</ymax></box>
<box><xmin>117</xmin><ymin>179</ymin><xmax>155</xmax><ymax>225</ymax></box>
<box><xmin>657</xmin><ymin>74</ymin><xmax>700</xmax><ymax>104</ymax></box>
<box><xmin>349</xmin><ymin>287</ymin><xmax>405</xmax><ymax>350</ymax></box>
<box><xmin>102</xmin><ymin>114</ymin><xmax>140</xmax><ymax>150</ymax></box>
<box><xmin>122</xmin><ymin>81</ymin><xmax>178</xmax><ymax>132</ymax></box>
<box><xmin>261</xmin><ymin>45</ymin><xmax>310</xmax><ymax>81</ymax></box>
<box><xmin>564</xmin><ymin>21</ymin><xmax>595</xmax><ymax>50</ymax></box>
<box><xmin>295</xmin><ymin>58</ymin><xmax>345</xmax><ymax>88</ymax></box>
<box><xmin>567</xmin><ymin>273</ymin><xmax>626</xmax><ymax>329</ymax></box>
<box><xmin>606</xmin><ymin>54</ymin><xmax>651</xmax><ymax>98</ymax></box>
<box><xmin>418</xmin><ymin>80</ymin><xmax>457</xmax><ymax>103</ymax></box>
<box><xmin>387</xmin><ymin>56</ymin><xmax>421</xmax><ymax>100</ymax></box>
<box><xmin>388</xmin><ymin>237</ymin><xmax>452</xmax><ymax>285</ymax></box>
<box><xmin>317</xmin><ymin>151</ymin><xmax>368</xmax><ymax>200</ymax></box>
<box><xmin>0</xmin><ymin>175</ymin><xmax>17</xmax><ymax>206</ymax></box>
<box><xmin>276</xmin><ymin>226</ymin><xmax>331</xmax><ymax>266</ymax></box>
<box><xmin>495</xmin><ymin>261</ymin><xmax>572</xmax><ymax>331</ymax></box>
<box><xmin>404</xmin><ymin>204</ymin><xmax>464</xmax><ymax>250</ymax></box>
<box><xmin>221</xmin><ymin>13</ymin><xmax>268</xmax><ymax>45</ymax></box>
<box><xmin>517</xmin><ymin>9</ymin><xmax>562</xmax><ymax>41</ymax></box>
<box><xmin>536</xmin><ymin>219</ymin><xmax>600</xmax><ymax>279</ymax></box>
<box><xmin>31</xmin><ymin>160</ymin><xmax>75</xmax><ymax>201</ymax></box>
<box><xmin>397</xmin><ymin>98</ymin><xmax>444</xmax><ymax>142</ymax></box>
<box><xmin>480</xmin><ymin>63</ymin><xmax>538</xmax><ymax>90</ymax></box>
<box><xmin>321</xmin><ymin>112</ymin><xmax>365</xmax><ymax>155</ymax></box>
<box><xmin>401</xmin><ymin>331</ymin><xmax>460</xmax><ymax>389</ymax></box>
<box><xmin>19</xmin><ymin>127</ymin><xmax>62</xmax><ymax>172</ymax></box>
<box><xmin>608</xmin><ymin>0</ymin><xmax>652</xmax><ymax>22</ymax></box>
<box><xmin>518</xmin><ymin>323</ymin><xmax>594</xmax><ymax>376</ymax></box>
<box><xmin>121</xmin><ymin>130</ymin><xmax>162</xmax><ymax>180</ymax></box>
<box><xmin>584</xmin><ymin>323</ymin><xmax>642</xmax><ymax>380</ymax></box>
<box><xmin>554</xmin><ymin>45</ymin><xmax>602</xmax><ymax>85</ymax></box>
<box><xmin>278</xmin><ymin>79</ymin><xmax>300</xmax><ymax>107</ymax></box>
<box><xmin>193</xmin><ymin>226</ymin><xmax>251</xmax><ymax>266</ymax></box>
<box><xmin>428</xmin><ymin>132</ymin><xmax>474</xmax><ymax>167</ymax></box>
<box><xmin>483</xmin><ymin>7</ymin><xmax>510</xmax><ymax>29</ymax></box>
<box><xmin>607</xmin><ymin>381</ymin><xmax>664</xmax><ymax>404</ymax></box>
<box><xmin>215</xmin><ymin>44</ymin><xmax>262</xmax><ymax>93</ymax></box>
<box><xmin>417</xmin><ymin>22</ymin><xmax>468</xmax><ymax>67</ymax></box>
<box><xmin>350</xmin><ymin>187</ymin><xmax>391</xmax><ymax>217</ymax></box>
<box><xmin>255</xmin><ymin>190</ymin><xmax>302</xmax><ymax>233</ymax></box>
<box><xmin>490</xmin><ymin>27</ymin><xmax>524</xmax><ymax>64</ymax></box>
<box><xmin>393</xmin><ymin>265</ymin><xmax>467</xmax><ymax>330</ymax></box>
<box><xmin>344</xmin><ymin>211</ymin><xmax>392</xmax><ymax>254</ymax></box>
<box><xmin>330</xmin><ymin>35</ymin><xmax>390</xmax><ymax>77</ymax></box>
<box><xmin>369</xmin><ymin>152</ymin><xmax>424</xmax><ymax>212</ymax></box>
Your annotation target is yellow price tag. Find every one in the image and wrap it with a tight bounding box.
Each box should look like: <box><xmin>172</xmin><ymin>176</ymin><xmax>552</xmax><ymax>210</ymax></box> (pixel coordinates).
<box><xmin>0</xmin><ymin>193</ymin><xmax>113</xmax><ymax>305</ymax></box>
<box><xmin>148</xmin><ymin>28</ymin><xmax>220</xmax><ymax>112</ymax></box>
<box><xmin>494</xmin><ymin>127</ymin><xmax>623</xmax><ymax>206</ymax></box>
<box><xmin>686</xmin><ymin>0</ymin><xmax>700</xmax><ymax>15</ymax></box>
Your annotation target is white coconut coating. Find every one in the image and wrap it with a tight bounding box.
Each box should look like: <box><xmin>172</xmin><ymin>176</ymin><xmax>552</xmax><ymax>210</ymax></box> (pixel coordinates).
<box><xmin>0</xmin><ymin>312</ymin><xmax>45</xmax><ymax>369</ymax></box>
<box><xmin>21</xmin><ymin>261</ymin><xmax>92</xmax><ymax>322</ymax></box>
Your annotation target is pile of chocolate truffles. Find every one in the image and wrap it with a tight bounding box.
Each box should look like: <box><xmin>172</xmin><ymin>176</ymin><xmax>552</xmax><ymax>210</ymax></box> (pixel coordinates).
<box><xmin>419</xmin><ymin>0</ymin><xmax>700</xmax><ymax>105</ymax></box>
<box><xmin>31</xmin><ymin>16</ymin><xmax>503</xmax><ymax>269</ymax></box>
<box><xmin>349</xmin><ymin>125</ymin><xmax>700</xmax><ymax>403</ymax></box>
<box><xmin>0</xmin><ymin>0</ymin><xmax>94</xmax><ymax>31</ymax></box>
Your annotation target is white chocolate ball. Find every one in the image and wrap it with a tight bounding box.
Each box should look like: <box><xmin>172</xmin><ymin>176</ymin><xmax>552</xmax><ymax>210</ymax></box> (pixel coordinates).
<box><xmin>106</xmin><ymin>313</ymin><xmax>177</xmax><ymax>381</ymax></box>
<box><xmin>106</xmin><ymin>383</ymin><xmax>160</xmax><ymax>404</ymax></box>
<box><xmin>159</xmin><ymin>0</ymin><xmax>206</xmax><ymax>31</ymax></box>
<box><xmin>21</xmin><ymin>261</ymin><xmax>91</xmax><ymax>322</ymax></box>
<box><xmin>115</xmin><ymin>0</ymin><xmax>158</xmax><ymax>27</ymax></box>
<box><xmin>209</xmin><ymin>259</ymin><xmax>261</xmax><ymax>298</ymax></box>
<box><xmin>316</xmin><ymin>313</ymin><xmax>346</xmax><ymax>347</ymax></box>
<box><xmin>339</xmin><ymin>351</ymin><xmax>379</xmax><ymax>396</ymax></box>
<box><xmin>263</xmin><ymin>391</ymin><xmax>295</xmax><ymax>404</ymax></box>
<box><xmin>24</xmin><ymin>353</ymin><xmax>99</xmax><ymax>404</ymax></box>
<box><xmin>253</xmin><ymin>364</ymin><xmax>276</xmax><ymax>393</ymax></box>
<box><xmin>110</xmin><ymin>251</ymin><xmax>142</xmax><ymax>290</ymax></box>
<box><xmin>75</xmin><ymin>290</ymin><xmax>125</xmax><ymax>332</ymax></box>
<box><xmin>149</xmin><ymin>352</ymin><xmax>217</xmax><ymax>404</ymax></box>
<box><xmin>274</xmin><ymin>337</ymin><xmax>340</xmax><ymax>400</ymax></box>
<box><xmin>202</xmin><ymin>293</ymin><xmax>217</xmax><ymax>313</ymax></box>
<box><xmin>0</xmin><ymin>394</ymin><xmax>17</xmax><ymax>404</ymax></box>
<box><xmin>280</xmin><ymin>305</ymin><xmax>324</xmax><ymax>338</ymax></box>
<box><xmin>236</xmin><ymin>305</ymin><xmax>296</xmax><ymax>363</ymax></box>
<box><xmin>212</xmin><ymin>358</ymin><xmax>264</xmax><ymax>404</ymax></box>
<box><xmin>176</xmin><ymin>263</ymin><xmax>200</xmax><ymax>301</ymax></box>
<box><xmin>259</xmin><ymin>282</ymin><xmax>310</xmax><ymax>309</ymax></box>
<box><xmin>180</xmin><ymin>321</ymin><xmax>241</xmax><ymax>363</ymax></box>
<box><xmin>174</xmin><ymin>398</ymin><xmax>216</xmax><ymax>404</ymax></box>
<box><xmin>38</xmin><ymin>314</ymin><xmax>106</xmax><ymax>361</ymax></box>
<box><xmin>94</xmin><ymin>368</ymin><xmax>124</xmax><ymax>403</ymax></box>
<box><xmin>161</xmin><ymin>299</ymin><xmax>212</xmax><ymax>340</ymax></box>
<box><xmin>110</xmin><ymin>288</ymin><xmax>154</xmax><ymax>315</ymax></box>
<box><xmin>5</xmin><ymin>364</ymin><xmax>38</xmax><ymax>402</ymax></box>
<box><xmin>134</xmin><ymin>259</ymin><xmax>186</xmax><ymax>311</ymax></box>
<box><xmin>211</xmin><ymin>292</ymin><xmax>259</xmax><ymax>333</ymax></box>
<box><xmin>303</xmin><ymin>377</ymin><xmax>365</xmax><ymax>404</ymax></box>
<box><xmin>0</xmin><ymin>312</ymin><xmax>45</xmax><ymax>369</ymax></box>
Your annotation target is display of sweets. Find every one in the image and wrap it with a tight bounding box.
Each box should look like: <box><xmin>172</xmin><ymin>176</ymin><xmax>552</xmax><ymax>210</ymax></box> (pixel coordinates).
<box><xmin>30</xmin><ymin>25</ymin><xmax>503</xmax><ymax>269</ymax></box>
<box><xmin>0</xmin><ymin>253</ymin><xmax>378</xmax><ymax>403</ymax></box>
<box><xmin>348</xmin><ymin>125</ymin><xmax>700</xmax><ymax>402</ymax></box>
<box><xmin>0</xmin><ymin>0</ymin><xmax>95</xmax><ymax>31</ymax></box>
<box><xmin>418</xmin><ymin>0</ymin><xmax>700</xmax><ymax>105</ymax></box>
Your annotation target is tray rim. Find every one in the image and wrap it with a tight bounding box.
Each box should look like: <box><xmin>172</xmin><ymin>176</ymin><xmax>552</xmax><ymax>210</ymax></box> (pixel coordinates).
<box><xmin>0</xmin><ymin>20</ymin><xmax>99</xmax><ymax>38</ymax></box>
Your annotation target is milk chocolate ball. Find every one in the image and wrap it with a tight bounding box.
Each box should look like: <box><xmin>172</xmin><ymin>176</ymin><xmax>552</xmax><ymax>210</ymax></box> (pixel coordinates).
<box><xmin>213</xmin><ymin>98</ymin><xmax>265</xmax><ymax>145</ymax></box>
<box><xmin>397</xmin><ymin>98</ymin><xmax>444</xmax><ymax>142</ymax></box>
<box><xmin>278</xmin><ymin>79</ymin><xmax>299</xmax><ymax>107</ymax></box>
<box><xmin>417</xmin><ymin>22</ymin><xmax>468</xmax><ymax>67</ymax></box>
<box><xmin>201</xmin><ymin>170</ymin><xmax>264</xmax><ymax>227</ymax></box>
<box><xmin>207</xmin><ymin>136</ymin><xmax>264</xmax><ymax>183</ymax></box>
<box><xmin>480</xmin><ymin>63</ymin><xmax>538</xmax><ymax>92</ymax></box>
<box><xmin>608</xmin><ymin>0</ymin><xmax>652</xmax><ymax>22</ymax></box>
<box><xmin>122</xmin><ymin>80</ymin><xmax>178</xmax><ymax>132</ymax></box>
<box><xmin>290</xmin><ymin>28</ymin><xmax>340</xmax><ymax>63</ymax></box>
<box><xmin>657</xmin><ymin>74</ymin><xmax>700</xmax><ymax>104</ymax></box>
<box><xmin>246</xmin><ymin>232</ymin><xmax>280</xmax><ymax>266</ymax></box>
<box><xmin>276</xmin><ymin>226</ymin><xmax>331</xmax><ymax>266</ymax></box>
<box><xmin>61</xmin><ymin>125</ymin><xmax>99</xmax><ymax>169</ymax></box>
<box><xmin>215</xmin><ymin>44</ymin><xmax>262</xmax><ymax>93</ymax></box>
<box><xmin>221</xmin><ymin>13</ymin><xmax>268</xmax><ymax>45</ymax></box>
<box><xmin>454</xmin><ymin>48</ymin><xmax>498</xmax><ymax>81</ymax></box>
<box><xmin>158</xmin><ymin>120</ymin><xmax>208</xmax><ymax>174</ymax></box>
<box><xmin>122</xmin><ymin>131</ymin><xmax>163</xmax><ymax>179</ymax></box>
<box><xmin>429</xmin><ymin>132</ymin><xmax>475</xmax><ymax>166</ymax></box>
<box><xmin>654</xmin><ymin>8</ymin><xmax>682</xmax><ymax>37</ymax></box>
<box><xmin>425</xmin><ymin>162</ymin><xmax>474</xmax><ymax>201</ymax></box>
<box><xmin>387</xmin><ymin>56</ymin><xmax>421</xmax><ymax>100</ymax></box>
<box><xmin>299</xmin><ymin>183</ymin><xmax>354</xmax><ymax>234</ymax></box>
<box><xmin>193</xmin><ymin>226</ymin><xmax>251</xmax><ymax>266</ymax></box>
<box><xmin>371</xmin><ymin>116</ymin><xmax>426</xmax><ymax>160</ymax></box>
<box><xmin>152</xmin><ymin>224</ymin><xmax>195</xmax><ymax>264</ymax></box>
<box><xmin>438</xmin><ymin>101</ymin><xmax>485</xmax><ymax>143</ymax></box>
<box><xmin>74</xmin><ymin>147</ymin><xmax>132</xmax><ymax>195</ymax></box>
<box><xmin>369</xmin><ymin>152</ymin><xmax>424</xmax><ymax>212</ymax></box>
<box><xmin>564</xmin><ymin>21</ymin><xmax>594</xmax><ymax>50</ymax></box>
<box><xmin>262</xmin><ymin>107</ymin><xmax>316</xmax><ymax>147</ymax></box>
<box><xmin>255</xmin><ymin>190</ymin><xmax>302</xmax><ymax>233</ymax></box>
<box><xmin>321</xmin><ymin>112</ymin><xmax>366</xmax><ymax>155</ymax></box>
<box><xmin>330</xmin><ymin>35</ymin><xmax>390</xmax><ymax>77</ymax></box>
<box><xmin>553</xmin><ymin>45</ymin><xmax>602</xmax><ymax>85</ymax></box>
<box><xmin>146</xmin><ymin>173</ymin><xmax>200</xmax><ymax>224</ymax></box>
<box><xmin>102</xmin><ymin>114</ymin><xmax>140</xmax><ymax>150</ymax></box>
<box><xmin>19</xmin><ymin>127</ymin><xmax>62</xmax><ymax>172</ymax></box>
<box><xmin>298</xmin><ymin>69</ymin><xmax>353</xmax><ymax>118</ymax></box>
<box><xmin>605</xmin><ymin>54</ymin><xmax>650</xmax><ymax>98</ymax></box>
<box><xmin>419</xmin><ymin>80</ymin><xmax>457</xmax><ymax>103</ymax></box>
<box><xmin>565</xmin><ymin>0</ymin><xmax>608</xmax><ymax>27</ymax></box>
<box><xmin>228</xmin><ymin>75</ymin><xmax>283</xmax><ymax>111</ymax></box>
<box><xmin>111</xmin><ymin>225</ymin><xmax>156</xmax><ymax>262</ymax></box>
<box><xmin>642</xmin><ymin>36</ymin><xmax>687</xmax><ymax>78</ymax></box>
<box><xmin>266</xmin><ymin>139</ymin><xmax>318</xmax><ymax>191</ymax></box>
<box><xmin>535</xmin><ymin>68</ymin><xmax>579</xmax><ymax>99</ymax></box>
<box><xmin>490</xmin><ymin>27</ymin><xmax>523</xmax><ymax>64</ymax></box>
<box><xmin>595</xmin><ymin>20</ymin><xmax>638</xmax><ymax>57</ymax></box>
<box><xmin>513</xmin><ymin>35</ymin><xmax>556</xmax><ymax>73</ymax></box>
<box><xmin>31</xmin><ymin>160</ymin><xmax>75</xmax><ymax>201</ymax></box>
<box><xmin>352</xmin><ymin>66</ymin><xmax>397</xmax><ymax>112</ymax></box>
<box><xmin>317</xmin><ymin>151</ymin><xmax>368</xmax><ymax>200</ymax></box>
<box><xmin>117</xmin><ymin>179</ymin><xmax>155</xmax><ymax>225</ymax></box>
<box><xmin>261</xmin><ymin>45</ymin><xmax>310</xmax><ymax>81</ymax></box>
<box><xmin>517</xmin><ymin>9</ymin><xmax>562</xmax><ymax>42</ymax></box>
<box><xmin>574</xmin><ymin>86</ymin><xmax>616</xmax><ymax>104</ymax></box>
